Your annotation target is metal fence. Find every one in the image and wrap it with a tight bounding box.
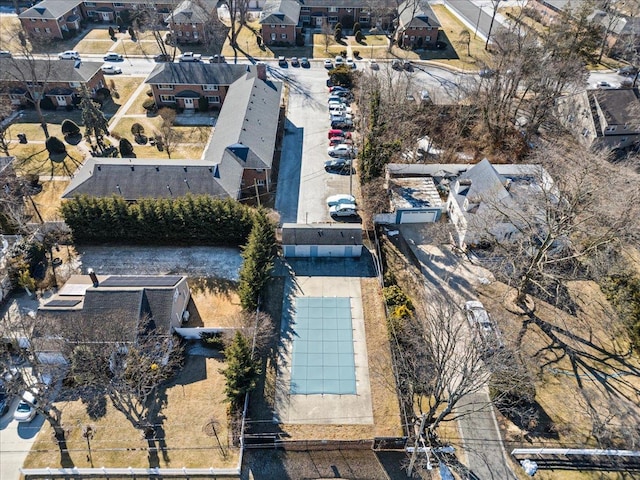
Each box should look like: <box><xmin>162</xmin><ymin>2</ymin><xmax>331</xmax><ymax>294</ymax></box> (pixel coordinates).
<box><xmin>21</xmin><ymin>466</ymin><xmax>240</xmax><ymax>477</ymax></box>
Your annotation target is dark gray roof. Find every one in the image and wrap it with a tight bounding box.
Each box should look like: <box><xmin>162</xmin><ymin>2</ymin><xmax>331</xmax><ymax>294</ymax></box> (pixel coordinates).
<box><xmin>206</xmin><ymin>71</ymin><xmax>282</xmax><ymax>174</ymax></box>
<box><xmin>169</xmin><ymin>0</ymin><xmax>217</xmax><ymax>24</ymax></box>
<box><xmin>592</xmin><ymin>88</ymin><xmax>640</xmax><ymax>126</ymax></box>
<box><xmin>260</xmin><ymin>0</ymin><xmax>301</xmax><ymax>25</ymax></box>
<box><xmin>145</xmin><ymin>63</ymin><xmax>248</xmax><ymax>86</ymax></box>
<box><xmin>19</xmin><ymin>0</ymin><xmax>81</xmax><ymax>19</ymax></box>
<box><xmin>0</xmin><ymin>58</ymin><xmax>102</xmax><ymax>84</ymax></box>
<box><xmin>300</xmin><ymin>0</ymin><xmax>395</xmax><ymax>7</ymax></box>
<box><xmin>62</xmin><ymin>158</ymin><xmax>232</xmax><ymax>200</ymax></box>
<box><xmin>536</xmin><ymin>0</ymin><xmax>586</xmax><ymax>13</ymax></box>
<box><xmin>398</xmin><ymin>0</ymin><xmax>440</xmax><ymax>29</ymax></box>
<box><xmin>455</xmin><ymin>159</ymin><xmax>509</xmax><ymax>205</ymax></box>
<box><xmin>281</xmin><ymin>223</ymin><xmax>362</xmax><ymax>246</ymax></box>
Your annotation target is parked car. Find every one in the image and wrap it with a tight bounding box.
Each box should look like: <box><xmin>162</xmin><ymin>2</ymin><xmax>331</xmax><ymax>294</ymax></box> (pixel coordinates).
<box><xmin>179</xmin><ymin>52</ymin><xmax>202</xmax><ymax>62</ymax></box>
<box><xmin>290</xmin><ymin>56</ymin><xmax>299</xmax><ymax>67</ymax></box>
<box><xmin>329</xmin><ymin>136</ymin><xmax>352</xmax><ymax>146</ymax></box>
<box><xmin>13</xmin><ymin>390</ymin><xmax>37</xmax><ymax>423</ymax></box>
<box><xmin>329</xmin><ymin>86</ymin><xmax>350</xmax><ymax>93</ymax></box>
<box><xmin>103</xmin><ymin>53</ymin><xmax>123</xmax><ymax>62</ymax></box>
<box><xmin>0</xmin><ymin>384</ymin><xmax>9</xmax><ymax>417</ymax></box>
<box><xmin>210</xmin><ymin>54</ymin><xmax>226</xmax><ymax>63</ymax></box>
<box><xmin>101</xmin><ymin>64</ymin><xmax>122</xmax><ymax>75</ymax></box>
<box><xmin>278</xmin><ymin>55</ymin><xmax>287</xmax><ymax>67</ymax></box>
<box><xmin>620</xmin><ymin>78</ymin><xmax>634</xmax><ymax>88</ymax></box>
<box><xmin>369</xmin><ymin>59</ymin><xmax>379</xmax><ymax>70</ymax></box>
<box><xmin>403</xmin><ymin>60</ymin><xmax>412</xmax><ymax>71</ymax></box>
<box><xmin>331</xmin><ymin>118</ymin><xmax>354</xmax><ymax>129</ymax></box>
<box><xmin>419</xmin><ymin>90</ymin><xmax>431</xmax><ymax>103</ymax></box>
<box><xmin>464</xmin><ymin>300</ymin><xmax>504</xmax><ymax>354</ymax></box>
<box><xmin>154</xmin><ymin>54</ymin><xmax>171</xmax><ymax>62</ymax></box>
<box><xmin>324</xmin><ymin>59</ymin><xmax>333</xmax><ymax>69</ymax></box>
<box><xmin>334</xmin><ymin>55</ymin><xmax>344</xmax><ymax>66</ymax></box>
<box><xmin>301</xmin><ymin>57</ymin><xmax>310</xmax><ymax>68</ymax></box>
<box><xmin>617</xmin><ymin>65</ymin><xmax>639</xmax><ymax>76</ymax></box>
<box><xmin>326</xmin><ymin>194</ymin><xmax>356</xmax><ymax>206</ymax></box>
<box><xmin>328</xmin><ymin>128</ymin><xmax>352</xmax><ymax>139</ymax></box>
<box><xmin>392</xmin><ymin>59</ymin><xmax>402</xmax><ymax>70</ymax></box>
<box><xmin>595</xmin><ymin>81</ymin><xmax>614</xmax><ymax>89</ymax></box>
<box><xmin>328</xmin><ymin>144</ymin><xmax>356</xmax><ymax>158</ymax></box>
<box><xmin>346</xmin><ymin>57</ymin><xmax>355</xmax><ymax>69</ymax></box>
<box><xmin>479</xmin><ymin>68</ymin><xmax>496</xmax><ymax>78</ymax></box>
<box><xmin>329</xmin><ymin>104</ymin><xmax>352</xmax><ymax>115</ymax></box>
<box><xmin>2</xmin><ymin>366</ymin><xmax>22</xmax><ymax>383</ymax></box>
<box><xmin>0</xmin><ymin>50</ymin><xmax>13</xmax><ymax>58</ymax></box>
<box><xmin>329</xmin><ymin>203</ymin><xmax>358</xmax><ymax>217</ymax></box>
<box><xmin>324</xmin><ymin>158</ymin><xmax>352</xmax><ymax>174</ymax></box>
<box><xmin>58</xmin><ymin>50</ymin><xmax>80</xmax><ymax>60</ymax></box>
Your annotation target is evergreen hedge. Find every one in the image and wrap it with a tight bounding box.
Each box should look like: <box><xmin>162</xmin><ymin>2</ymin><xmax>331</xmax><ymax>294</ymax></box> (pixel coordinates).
<box><xmin>61</xmin><ymin>195</ymin><xmax>255</xmax><ymax>246</ymax></box>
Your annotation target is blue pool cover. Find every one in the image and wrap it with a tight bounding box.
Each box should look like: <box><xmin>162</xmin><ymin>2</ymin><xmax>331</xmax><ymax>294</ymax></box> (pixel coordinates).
<box><xmin>290</xmin><ymin>297</ymin><xmax>356</xmax><ymax>395</ymax></box>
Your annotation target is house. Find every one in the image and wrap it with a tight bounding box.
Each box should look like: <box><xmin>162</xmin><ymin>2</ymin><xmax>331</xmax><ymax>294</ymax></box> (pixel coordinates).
<box><xmin>35</xmin><ymin>273</ymin><xmax>190</xmax><ymax>363</ymax></box>
<box><xmin>396</xmin><ymin>0</ymin><xmax>440</xmax><ymax>49</ymax></box>
<box><xmin>298</xmin><ymin>0</ymin><xmax>395</xmax><ymax>29</ymax></box>
<box><xmin>63</xmin><ymin>64</ymin><xmax>283</xmax><ymax>201</ymax></box>
<box><xmin>529</xmin><ymin>0</ymin><xmax>587</xmax><ymax>25</ymax></box>
<box><xmin>0</xmin><ymin>59</ymin><xmax>105</xmax><ymax>108</ymax></box>
<box><xmin>383</xmin><ymin>161</ymin><xmax>550</xmax><ymax>248</ymax></box>
<box><xmin>145</xmin><ymin>62</ymin><xmax>248</xmax><ymax>110</ymax></box>
<box><xmin>259</xmin><ymin>0</ymin><xmax>301</xmax><ymax>46</ymax></box>
<box><xmin>81</xmin><ymin>0</ymin><xmax>173</xmax><ymax>23</ymax></box>
<box><xmin>281</xmin><ymin>223</ymin><xmax>363</xmax><ymax>257</ymax></box>
<box><xmin>18</xmin><ymin>0</ymin><xmax>83</xmax><ymax>40</ymax></box>
<box><xmin>556</xmin><ymin>88</ymin><xmax>640</xmax><ymax>150</ymax></box>
<box><xmin>167</xmin><ymin>0</ymin><xmax>221</xmax><ymax>44</ymax></box>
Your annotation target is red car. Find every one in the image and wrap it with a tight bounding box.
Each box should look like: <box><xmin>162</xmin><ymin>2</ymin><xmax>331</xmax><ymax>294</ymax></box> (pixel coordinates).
<box><xmin>328</xmin><ymin>129</ymin><xmax>352</xmax><ymax>139</ymax></box>
<box><xmin>329</xmin><ymin>136</ymin><xmax>353</xmax><ymax>146</ymax></box>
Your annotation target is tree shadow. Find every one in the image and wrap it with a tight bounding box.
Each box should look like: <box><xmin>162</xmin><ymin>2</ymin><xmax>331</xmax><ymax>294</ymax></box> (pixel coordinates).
<box><xmin>187</xmin><ymin>276</ymin><xmax>237</xmax><ymax>297</ymax></box>
<box><xmin>64</xmin><ymin>133</ymin><xmax>83</xmax><ymax>146</ymax></box>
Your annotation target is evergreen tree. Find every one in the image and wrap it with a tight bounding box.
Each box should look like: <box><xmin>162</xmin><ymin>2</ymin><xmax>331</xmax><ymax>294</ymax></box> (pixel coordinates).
<box><xmin>220</xmin><ymin>331</ymin><xmax>261</xmax><ymax>410</ymax></box>
<box><xmin>80</xmin><ymin>87</ymin><xmax>110</xmax><ymax>151</ymax></box>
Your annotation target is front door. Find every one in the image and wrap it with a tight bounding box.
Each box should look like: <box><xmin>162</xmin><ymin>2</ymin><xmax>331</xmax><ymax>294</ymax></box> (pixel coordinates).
<box><xmin>55</xmin><ymin>95</ymin><xmax>68</xmax><ymax>106</ymax></box>
<box><xmin>101</xmin><ymin>11</ymin><xmax>110</xmax><ymax>21</ymax></box>
<box><xmin>315</xmin><ymin>17</ymin><xmax>324</xmax><ymax>27</ymax></box>
<box><xmin>183</xmin><ymin>98</ymin><xmax>194</xmax><ymax>109</ymax></box>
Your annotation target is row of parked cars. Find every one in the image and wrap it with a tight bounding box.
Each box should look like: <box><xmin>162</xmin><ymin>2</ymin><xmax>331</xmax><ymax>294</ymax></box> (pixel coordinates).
<box><xmin>323</xmin><ymin>85</ymin><xmax>359</xmax><ymax>218</ymax></box>
<box><xmin>0</xmin><ymin>368</ymin><xmax>38</xmax><ymax>423</ymax></box>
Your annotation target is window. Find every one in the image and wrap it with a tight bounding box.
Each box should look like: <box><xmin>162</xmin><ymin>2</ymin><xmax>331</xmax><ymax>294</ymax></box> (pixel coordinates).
<box><xmin>359</xmin><ymin>15</ymin><xmax>369</xmax><ymax>22</ymax></box>
<box><xmin>281</xmin><ymin>33</ymin><xmax>287</xmax><ymax>39</ymax></box>
<box><xmin>207</xmin><ymin>95</ymin><xmax>220</xmax><ymax>103</ymax></box>
<box><xmin>329</xmin><ymin>7</ymin><xmax>338</xmax><ymax>12</ymax></box>
<box><xmin>202</xmin><ymin>84</ymin><xmax>218</xmax><ymax>91</ymax></box>
<box><xmin>158</xmin><ymin>84</ymin><xmax>174</xmax><ymax>90</ymax></box>
<box><xmin>30</xmin><ymin>18</ymin><xmax>36</xmax><ymax>22</ymax></box>
<box><xmin>256</xmin><ymin>178</ymin><xmax>265</xmax><ymax>186</ymax></box>
<box><xmin>621</xmin><ymin>137</ymin><xmax>628</xmax><ymax>142</ymax></box>
<box><xmin>301</xmin><ymin>7</ymin><xmax>310</xmax><ymax>11</ymax></box>
<box><xmin>45</xmin><ymin>27</ymin><xmax>51</xmax><ymax>33</ymax></box>
<box><xmin>69</xmin><ymin>82</ymin><xmax>80</xmax><ymax>88</ymax></box>
<box><xmin>160</xmin><ymin>95</ymin><xmax>175</xmax><ymax>102</ymax></box>
<box><xmin>410</xmin><ymin>35</ymin><xmax>415</xmax><ymax>41</ymax></box>
<box><xmin>185</xmin><ymin>31</ymin><xmax>190</xmax><ymax>37</ymax></box>
<box><xmin>328</xmin><ymin>16</ymin><xmax>338</xmax><ymax>22</ymax></box>
<box><xmin>424</xmin><ymin>36</ymin><xmax>430</xmax><ymax>41</ymax></box>
<box><xmin>34</xmin><ymin>27</ymin><xmax>40</xmax><ymax>32</ymax></box>
<box><xmin>85</xmin><ymin>1</ymin><xmax>96</xmax><ymax>6</ymax></box>
<box><xmin>177</xmin><ymin>31</ymin><xmax>182</xmax><ymax>36</ymax></box>
<box><xmin>271</xmin><ymin>33</ymin><xmax>276</xmax><ymax>40</ymax></box>
<box><xmin>113</xmin><ymin>2</ymin><xmax>124</xmax><ymax>7</ymax></box>
<box><xmin>281</xmin><ymin>24</ymin><xmax>286</xmax><ymax>28</ymax></box>
<box><xmin>301</xmin><ymin>15</ymin><xmax>310</xmax><ymax>22</ymax></box>
<box><xmin>87</xmin><ymin>11</ymin><xmax>96</xmax><ymax>17</ymax></box>
<box><xmin>605</xmin><ymin>126</ymin><xmax>617</xmax><ymax>132</ymax></box>
<box><xmin>270</xmin><ymin>24</ymin><xmax>275</xmax><ymax>28</ymax></box>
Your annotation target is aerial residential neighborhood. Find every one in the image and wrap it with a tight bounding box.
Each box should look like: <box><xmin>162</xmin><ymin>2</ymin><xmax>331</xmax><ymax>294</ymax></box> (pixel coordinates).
<box><xmin>0</xmin><ymin>0</ymin><xmax>639</xmax><ymax>478</ymax></box>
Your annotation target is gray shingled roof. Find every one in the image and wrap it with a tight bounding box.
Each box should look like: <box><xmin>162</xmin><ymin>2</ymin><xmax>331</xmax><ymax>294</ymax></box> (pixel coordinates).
<box><xmin>19</xmin><ymin>0</ymin><xmax>82</xmax><ymax>19</ymax></box>
<box><xmin>205</xmin><ymin>72</ymin><xmax>282</xmax><ymax>171</ymax></box>
<box><xmin>455</xmin><ymin>159</ymin><xmax>509</xmax><ymax>206</ymax></box>
<box><xmin>169</xmin><ymin>0</ymin><xmax>217</xmax><ymax>24</ymax></box>
<box><xmin>0</xmin><ymin>58</ymin><xmax>102</xmax><ymax>84</ymax></box>
<box><xmin>281</xmin><ymin>223</ymin><xmax>362</xmax><ymax>246</ymax></box>
<box><xmin>300</xmin><ymin>0</ymin><xmax>395</xmax><ymax>7</ymax></box>
<box><xmin>398</xmin><ymin>0</ymin><xmax>441</xmax><ymax>29</ymax></box>
<box><xmin>260</xmin><ymin>0</ymin><xmax>301</xmax><ymax>25</ymax></box>
<box><xmin>592</xmin><ymin>88</ymin><xmax>640</xmax><ymax>126</ymax></box>
<box><xmin>62</xmin><ymin>158</ymin><xmax>234</xmax><ymax>200</ymax></box>
<box><xmin>145</xmin><ymin>63</ymin><xmax>248</xmax><ymax>86</ymax></box>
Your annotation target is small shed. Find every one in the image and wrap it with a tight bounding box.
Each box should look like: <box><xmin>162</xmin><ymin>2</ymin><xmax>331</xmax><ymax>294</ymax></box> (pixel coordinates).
<box><xmin>281</xmin><ymin>223</ymin><xmax>363</xmax><ymax>258</ymax></box>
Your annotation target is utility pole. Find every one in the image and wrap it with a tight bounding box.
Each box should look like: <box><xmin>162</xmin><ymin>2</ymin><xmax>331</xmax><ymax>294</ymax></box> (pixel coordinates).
<box><xmin>407</xmin><ymin>413</ymin><xmax>427</xmax><ymax>476</ymax></box>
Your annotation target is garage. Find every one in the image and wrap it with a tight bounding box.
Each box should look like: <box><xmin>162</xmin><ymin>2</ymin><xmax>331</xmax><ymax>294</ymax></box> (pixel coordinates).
<box><xmin>281</xmin><ymin>223</ymin><xmax>363</xmax><ymax>258</ymax></box>
<box><xmin>397</xmin><ymin>209</ymin><xmax>440</xmax><ymax>224</ymax></box>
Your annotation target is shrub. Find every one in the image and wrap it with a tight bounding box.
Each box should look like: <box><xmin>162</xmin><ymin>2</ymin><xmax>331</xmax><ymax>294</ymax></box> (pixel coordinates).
<box><xmin>131</xmin><ymin>123</ymin><xmax>145</xmax><ymax>137</ymax></box>
<box><xmin>256</xmin><ymin>35</ymin><xmax>262</xmax><ymax>46</ymax></box>
<box><xmin>146</xmin><ymin>89</ymin><xmax>153</xmax><ymax>97</ymax></box>
<box><xmin>142</xmin><ymin>98</ymin><xmax>156</xmax><ymax>111</ymax></box>
<box><xmin>383</xmin><ymin>284</ymin><xmax>413</xmax><ymax>309</ymax></box>
<box><xmin>220</xmin><ymin>331</ymin><xmax>261</xmax><ymax>411</ymax></box>
<box><xmin>352</xmin><ymin>49</ymin><xmax>360</xmax><ymax>58</ymax></box>
<box><xmin>355</xmin><ymin>30</ymin><xmax>364</xmax><ymax>43</ymax></box>
<box><xmin>295</xmin><ymin>33</ymin><xmax>304</xmax><ymax>46</ymax></box>
<box><xmin>39</xmin><ymin>96</ymin><xmax>56</xmax><ymax>110</ymax></box>
<box><xmin>200</xmin><ymin>331</ymin><xmax>225</xmax><ymax>350</ymax></box>
<box><xmin>353</xmin><ymin>22</ymin><xmax>361</xmax><ymax>34</ymax></box>
<box><xmin>198</xmin><ymin>95</ymin><xmax>209</xmax><ymax>112</ymax></box>
<box><xmin>108</xmin><ymin>26</ymin><xmax>115</xmax><ymax>38</ymax></box>
<box><xmin>61</xmin><ymin>119</ymin><xmax>80</xmax><ymax>136</ymax></box>
<box><xmin>45</xmin><ymin>136</ymin><xmax>67</xmax><ymax>155</ymax></box>
<box><xmin>128</xmin><ymin>26</ymin><xmax>135</xmax><ymax>38</ymax></box>
<box><xmin>119</xmin><ymin>138</ymin><xmax>134</xmax><ymax>157</ymax></box>
<box><xmin>340</xmin><ymin>49</ymin><xmax>347</xmax><ymax>57</ymax></box>
<box><xmin>334</xmin><ymin>30</ymin><xmax>342</xmax><ymax>42</ymax></box>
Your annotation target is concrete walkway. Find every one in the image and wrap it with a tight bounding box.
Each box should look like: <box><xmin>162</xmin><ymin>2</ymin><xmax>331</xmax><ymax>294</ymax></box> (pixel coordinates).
<box><xmin>107</xmin><ymin>76</ymin><xmax>148</xmax><ymax>129</ymax></box>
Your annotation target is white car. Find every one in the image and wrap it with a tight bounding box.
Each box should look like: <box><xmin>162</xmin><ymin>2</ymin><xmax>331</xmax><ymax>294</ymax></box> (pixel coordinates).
<box><xmin>346</xmin><ymin>57</ymin><xmax>355</xmax><ymax>69</ymax></box>
<box><xmin>369</xmin><ymin>59</ymin><xmax>379</xmax><ymax>70</ymax></box>
<box><xmin>334</xmin><ymin>55</ymin><xmax>344</xmax><ymax>66</ymax></box>
<box><xmin>179</xmin><ymin>52</ymin><xmax>202</xmax><ymax>62</ymax></box>
<box><xmin>329</xmin><ymin>203</ymin><xmax>358</xmax><ymax>217</ymax></box>
<box><xmin>326</xmin><ymin>194</ymin><xmax>356</xmax><ymax>206</ymax></box>
<box><xmin>101</xmin><ymin>64</ymin><xmax>122</xmax><ymax>75</ymax></box>
<box><xmin>595</xmin><ymin>81</ymin><xmax>614</xmax><ymax>89</ymax></box>
<box><xmin>13</xmin><ymin>391</ymin><xmax>37</xmax><ymax>423</ymax></box>
<box><xmin>328</xmin><ymin>143</ymin><xmax>356</xmax><ymax>158</ymax></box>
<box><xmin>58</xmin><ymin>50</ymin><xmax>80</xmax><ymax>60</ymax></box>
<box><xmin>103</xmin><ymin>53</ymin><xmax>123</xmax><ymax>61</ymax></box>
<box><xmin>464</xmin><ymin>300</ymin><xmax>504</xmax><ymax>353</ymax></box>
<box><xmin>324</xmin><ymin>59</ymin><xmax>333</xmax><ymax>69</ymax></box>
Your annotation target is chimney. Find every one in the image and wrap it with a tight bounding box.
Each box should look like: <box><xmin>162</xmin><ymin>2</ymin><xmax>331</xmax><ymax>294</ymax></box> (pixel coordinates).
<box><xmin>256</xmin><ymin>62</ymin><xmax>267</xmax><ymax>81</ymax></box>
<box><xmin>87</xmin><ymin>268</ymin><xmax>99</xmax><ymax>288</ymax></box>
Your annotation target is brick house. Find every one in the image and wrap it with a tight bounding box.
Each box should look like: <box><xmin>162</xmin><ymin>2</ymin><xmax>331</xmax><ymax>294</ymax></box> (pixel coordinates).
<box><xmin>556</xmin><ymin>88</ymin><xmax>640</xmax><ymax>150</ymax></box>
<box><xmin>529</xmin><ymin>0</ymin><xmax>587</xmax><ymax>25</ymax></box>
<box><xmin>0</xmin><ymin>59</ymin><xmax>105</xmax><ymax>108</ymax></box>
<box><xmin>18</xmin><ymin>0</ymin><xmax>83</xmax><ymax>40</ymax></box>
<box><xmin>167</xmin><ymin>0</ymin><xmax>221</xmax><ymax>44</ymax></box>
<box><xmin>145</xmin><ymin>62</ymin><xmax>249</xmax><ymax>111</ymax></box>
<box><xmin>298</xmin><ymin>0</ymin><xmax>395</xmax><ymax>30</ymax></box>
<box><xmin>63</xmin><ymin>64</ymin><xmax>283</xmax><ymax>201</ymax></box>
<box><xmin>260</xmin><ymin>0</ymin><xmax>301</xmax><ymax>46</ymax></box>
<box><xmin>396</xmin><ymin>0</ymin><xmax>440</xmax><ymax>49</ymax></box>
<box><xmin>81</xmin><ymin>0</ymin><xmax>173</xmax><ymax>23</ymax></box>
